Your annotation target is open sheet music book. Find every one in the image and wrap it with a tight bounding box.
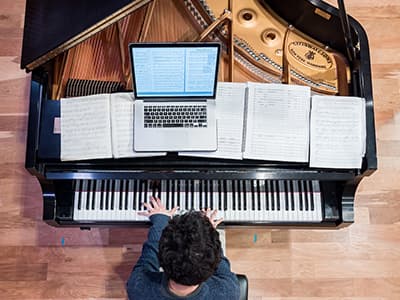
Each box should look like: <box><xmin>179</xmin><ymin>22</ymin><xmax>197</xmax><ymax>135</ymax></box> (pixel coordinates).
<box><xmin>60</xmin><ymin>93</ymin><xmax>165</xmax><ymax>161</ymax></box>
<box><xmin>180</xmin><ymin>82</ymin><xmax>366</xmax><ymax>169</ymax></box>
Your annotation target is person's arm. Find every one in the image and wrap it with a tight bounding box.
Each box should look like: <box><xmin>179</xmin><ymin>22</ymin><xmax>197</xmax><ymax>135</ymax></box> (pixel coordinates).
<box><xmin>129</xmin><ymin>198</ymin><xmax>178</xmax><ymax>274</ymax></box>
<box><xmin>132</xmin><ymin>214</ymin><xmax>170</xmax><ymax>273</ymax></box>
<box><xmin>202</xmin><ymin>209</ymin><xmax>240</xmax><ymax>292</ymax></box>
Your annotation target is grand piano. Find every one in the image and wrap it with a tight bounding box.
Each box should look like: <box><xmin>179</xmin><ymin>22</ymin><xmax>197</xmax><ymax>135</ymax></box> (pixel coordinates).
<box><xmin>21</xmin><ymin>0</ymin><xmax>377</xmax><ymax>228</ymax></box>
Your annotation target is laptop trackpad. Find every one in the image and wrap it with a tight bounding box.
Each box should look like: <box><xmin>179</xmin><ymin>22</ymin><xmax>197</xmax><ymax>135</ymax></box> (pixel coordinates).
<box><xmin>136</xmin><ymin>129</ymin><xmax>216</xmax><ymax>152</ymax></box>
<box><xmin>160</xmin><ymin>131</ymin><xmax>189</xmax><ymax>146</ymax></box>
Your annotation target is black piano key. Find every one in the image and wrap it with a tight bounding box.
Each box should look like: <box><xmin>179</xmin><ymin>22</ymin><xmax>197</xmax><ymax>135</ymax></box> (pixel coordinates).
<box><xmin>144</xmin><ymin>180</ymin><xmax>149</xmax><ymax>203</ymax></box>
<box><xmin>264</xmin><ymin>180</ymin><xmax>269</xmax><ymax>210</ymax></box>
<box><xmin>169</xmin><ymin>180</ymin><xmax>173</xmax><ymax>209</ymax></box>
<box><xmin>268</xmin><ymin>180</ymin><xmax>274</xmax><ymax>211</ymax></box>
<box><xmin>105</xmin><ymin>180</ymin><xmax>110</xmax><ymax>210</ymax></box>
<box><xmin>274</xmin><ymin>181</ymin><xmax>280</xmax><ymax>211</ymax></box>
<box><xmin>99</xmin><ymin>180</ymin><xmax>105</xmax><ymax>210</ymax></box>
<box><xmin>155</xmin><ymin>180</ymin><xmax>161</xmax><ymax>199</ymax></box>
<box><xmin>222</xmin><ymin>180</ymin><xmax>228</xmax><ymax>211</ymax></box>
<box><xmin>185</xmin><ymin>180</ymin><xmax>189</xmax><ymax>210</ymax></box>
<box><xmin>171</xmin><ymin>180</ymin><xmax>175</xmax><ymax>210</ymax></box>
<box><xmin>92</xmin><ymin>180</ymin><xmax>97</xmax><ymax>210</ymax></box>
<box><xmin>132</xmin><ymin>180</ymin><xmax>137</xmax><ymax>210</ymax></box>
<box><xmin>110</xmin><ymin>180</ymin><xmax>116</xmax><ymax>210</ymax></box>
<box><xmin>232</xmin><ymin>180</ymin><xmax>236</xmax><ymax>211</ymax></box>
<box><xmin>150</xmin><ymin>180</ymin><xmax>156</xmax><ymax>198</ymax></box>
<box><xmin>256</xmin><ymin>180</ymin><xmax>261</xmax><ymax>211</ymax></box>
<box><xmin>119</xmin><ymin>180</ymin><xmax>125</xmax><ymax>210</ymax></box>
<box><xmin>209</xmin><ymin>180</ymin><xmax>213</xmax><ymax>209</ymax></box>
<box><xmin>166</xmin><ymin>180</ymin><xmax>170</xmax><ymax>210</ymax></box>
<box><xmin>77</xmin><ymin>180</ymin><xmax>82</xmax><ymax>210</ymax></box>
<box><xmin>289</xmin><ymin>180</ymin><xmax>295</xmax><ymax>211</ymax></box>
<box><xmin>86</xmin><ymin>180</ymin><xmax>92</xmax><ymax>210</ymax></box>
<box><xmin>235</xmin><ymin>180</ymin><xmax>240</xmax><ymax>211</ymax></box>
<box><xmin>176</xmin><ymin>180</ymin><xmax>181</xmax><ymax>208</ymax></box>
<box><xmin>309</xmin><ymin>181</ymin><xmax>315</xmax><ymax>211</ymax></box>
<box><xmin>284</xmin><ymin>181</ymin><xmax>289</xmax><ymax>211</ymax></box>
<box><xmin>298</xmin><ymin>181</ymin><xmax>303</xmax><ymax>211</ymax></box>
<box><xmin>250</xmin><ymin>180</ymin><xmax>255</xmax><ymax>211</ymax></box>
<box><xmin>124</xmin><ymin>180</ymin><xmax>129</xmax><ymax>210</ymax></box>
<box><xmin>138</xmin><ymin>180</ymin><xmax>143</xmax><ymax>209</ymax></box>
<box><xmin>303</xmin><ymin>181</ymin><xmax>309</xmax><ymax>211</ymax></box>
<box><xmin>208</xmin><ymin>180</ymin><xmax>212</xmax><ymax>209</ymax></box>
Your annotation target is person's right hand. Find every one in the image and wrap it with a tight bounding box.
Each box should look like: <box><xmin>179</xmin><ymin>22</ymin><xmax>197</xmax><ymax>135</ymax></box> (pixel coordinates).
<box><xmin>202</xmin><ymin>208</ymin><xmax>224</xmax><ymax>228</ymax></box>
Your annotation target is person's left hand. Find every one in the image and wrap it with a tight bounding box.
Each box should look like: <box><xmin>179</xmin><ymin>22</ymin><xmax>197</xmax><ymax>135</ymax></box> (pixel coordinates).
<box><xmin>138</xmin><ymin>196</ymin><xmax>178</xmax><ymax>218</ymax></box>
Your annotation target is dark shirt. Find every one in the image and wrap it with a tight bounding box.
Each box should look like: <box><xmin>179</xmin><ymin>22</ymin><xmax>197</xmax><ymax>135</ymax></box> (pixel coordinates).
<box><xmin>126</xmin><ymin>214</ymin><xmax>240</xmax><ymax>300</ymax></box>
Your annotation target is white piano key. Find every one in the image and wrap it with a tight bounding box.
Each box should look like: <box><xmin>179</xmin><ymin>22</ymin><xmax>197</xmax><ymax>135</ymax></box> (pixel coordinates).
<box><xmin>193</xmin><ymin>180</ymin><xmax>199</xmax><ymax>211</ymax></box>
<box><xmin>178</xmin><ymin>180</ymin><xmax>184</xmax><ymax>211</ymax></box>
<box><xmin>126</xmin><ymin>180</ymin><xmax>134</xmax><ymax>220</ymax></box>
<box><xmin>313</xmin><ymin>181</ymin><xmax>322</xmax><ymax>221</ymax></box>
<box><xmin>92</xmin><ymin>180</ymin><xmax>101</xmax><ymax>221</ymax></box>
<box><xmin>226</xmin><ymin>180</ymin><xmax>233</xmax><ymax>221</ymax></box>
<box><xmin>304</xmin><ymin>181</ymin><xmax>312</xmax><ymax>221</ymax></box>
<box><xmin>245</xmin><ymin>180</ymin><xmax>252</xmax><ymax>221</ymax></box>
<box><xmin>206</xmin><ymin>180</ymin><xmax>211</xmax><ymax>209</ymax></box>
<box><xmin>159</xmin><ymin>180</ymin><xmax>166</xmax><ymax>208</ymax></box>
<box><xmin>80</xmin><ymin>180</ymin><xmax>88</xmax><ymax>220</ymax></box>
<box><xmin>211</xmin><ymin>180</ymin><xmax>217</xmax><ymax>212</ymax></box>
<box><xmin>268</xmin><ymin>181</ymin><xmax>274</xmax><ymax>221</ymax></box>
<box><xmin>113</xmin><ymin>180</ymin><xmax>121</xmax><ymax>220</ymax></box>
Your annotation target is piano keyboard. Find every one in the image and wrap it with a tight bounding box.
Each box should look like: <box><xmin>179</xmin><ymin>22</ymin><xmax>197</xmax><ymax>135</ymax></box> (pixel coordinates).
<box><xmin>72</xmin><ymin>179</ymin><xmax>323</xmax><ymax>223</ymax></box>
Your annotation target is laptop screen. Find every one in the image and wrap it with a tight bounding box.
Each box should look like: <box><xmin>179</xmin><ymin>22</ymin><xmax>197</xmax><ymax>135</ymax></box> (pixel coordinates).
<box><xmin>129</xmin><ymin>43</ymin><xmax>220</xmax><ymax>99</ymax></box>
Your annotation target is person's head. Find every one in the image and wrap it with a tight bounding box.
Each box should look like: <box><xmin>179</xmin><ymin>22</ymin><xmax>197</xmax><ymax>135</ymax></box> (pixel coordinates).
<box><xmin>158</xmin><ymin>211</ymin><xmax>221</xmax><ymax>286</ymax></box>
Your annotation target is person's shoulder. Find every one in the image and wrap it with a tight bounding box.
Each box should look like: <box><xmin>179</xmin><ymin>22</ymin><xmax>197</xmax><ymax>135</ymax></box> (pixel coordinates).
<box><xmin>205</xmin><ymin>273</ymin><xmax>240</xmax><ymax>297</ymax></box>
<box><xmin>127</xmin><ymin>271</ymin><xmax>164</xmax><ymax>296</ymax></box>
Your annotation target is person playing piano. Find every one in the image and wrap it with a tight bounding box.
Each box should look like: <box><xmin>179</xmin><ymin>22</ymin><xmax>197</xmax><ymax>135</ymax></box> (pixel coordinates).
<box><xmin>126</xmin><ymin>197</ymin><xmax>240</xmax><ymax>299</ymax></box>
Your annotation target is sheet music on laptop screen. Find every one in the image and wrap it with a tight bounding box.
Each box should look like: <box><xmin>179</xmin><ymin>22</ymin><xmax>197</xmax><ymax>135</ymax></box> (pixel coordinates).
<box><xmin>130</xmin><ymin>43</ymin><xmax>220</xmax><ymax>99</ymax></box>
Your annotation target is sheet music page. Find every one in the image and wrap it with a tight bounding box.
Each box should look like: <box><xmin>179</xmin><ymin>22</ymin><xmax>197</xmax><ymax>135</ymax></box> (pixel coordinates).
<box><xmin>60</xmin><ymin>94</ymin><xmax>112</xmax><ymax>161</ymax></box>
<box><xmin>310</xmin><ymin>95</ymin><xmax>365</xmax><ymax>169</ymax></box>
<box><xmin>179</xmin><ymin>82</ymin><xmax>247</xmax><ymax>159</ymax></box>
<box><xmin>243</xmin><ymin>82</ymin><xmax>311</xmax><ymax>162</ymax></box>
<box><xmin>110</xmin><ymin>93</ymin><xmax>166</xmax><ymax>158</ymax></box>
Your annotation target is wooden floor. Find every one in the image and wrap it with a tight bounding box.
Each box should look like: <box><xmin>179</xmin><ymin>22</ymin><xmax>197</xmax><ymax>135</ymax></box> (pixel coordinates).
<box><xmin>1</xmin><ymin>0</ymin><xmax>399</xmax><ymax>299</ymax></box>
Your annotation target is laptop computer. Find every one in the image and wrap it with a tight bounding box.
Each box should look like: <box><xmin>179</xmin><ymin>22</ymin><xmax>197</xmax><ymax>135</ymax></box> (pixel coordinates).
<box><xmin>129</xmin><ymin>42</ymin><xmax>220</xmax><ymax>152</ymax></box>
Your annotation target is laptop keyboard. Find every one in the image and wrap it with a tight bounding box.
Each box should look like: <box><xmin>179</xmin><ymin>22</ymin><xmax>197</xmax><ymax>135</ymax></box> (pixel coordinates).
<box><xmin>144</xmin><ymin>105</ymin><xmax>208</xmax><ymax>128</ymax></box>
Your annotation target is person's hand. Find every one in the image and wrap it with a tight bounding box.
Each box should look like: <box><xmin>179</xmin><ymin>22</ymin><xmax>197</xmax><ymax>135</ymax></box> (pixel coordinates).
<box><xmin>138</xmin><ymin>196</ymin><xmax>178</xmax><ymax>218</ymax></box>
<box><xmin>202</xmin><ymin>208</ymin><xmax>224</xmax><ymax>228</ymax></box>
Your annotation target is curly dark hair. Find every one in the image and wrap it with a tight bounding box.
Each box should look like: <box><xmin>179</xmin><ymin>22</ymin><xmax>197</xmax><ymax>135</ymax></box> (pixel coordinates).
<box><xmin>158</xmin><ymin>211</ymin><xmax>221</xmax><ymax>286</ymax></box>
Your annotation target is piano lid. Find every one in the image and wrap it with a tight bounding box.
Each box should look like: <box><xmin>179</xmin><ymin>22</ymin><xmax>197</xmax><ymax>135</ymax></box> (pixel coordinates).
<box><xmin>21</xmin><ymin>0</ymin><xmax>151</xmax><ymax>71</ymax></box>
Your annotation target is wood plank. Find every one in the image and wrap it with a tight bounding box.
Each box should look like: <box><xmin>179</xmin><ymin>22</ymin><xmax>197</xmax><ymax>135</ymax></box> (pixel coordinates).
<box><xmin>0</xmin><ymin>263</ymin><xmax>47</xmax><ymax>281</ymax></box>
